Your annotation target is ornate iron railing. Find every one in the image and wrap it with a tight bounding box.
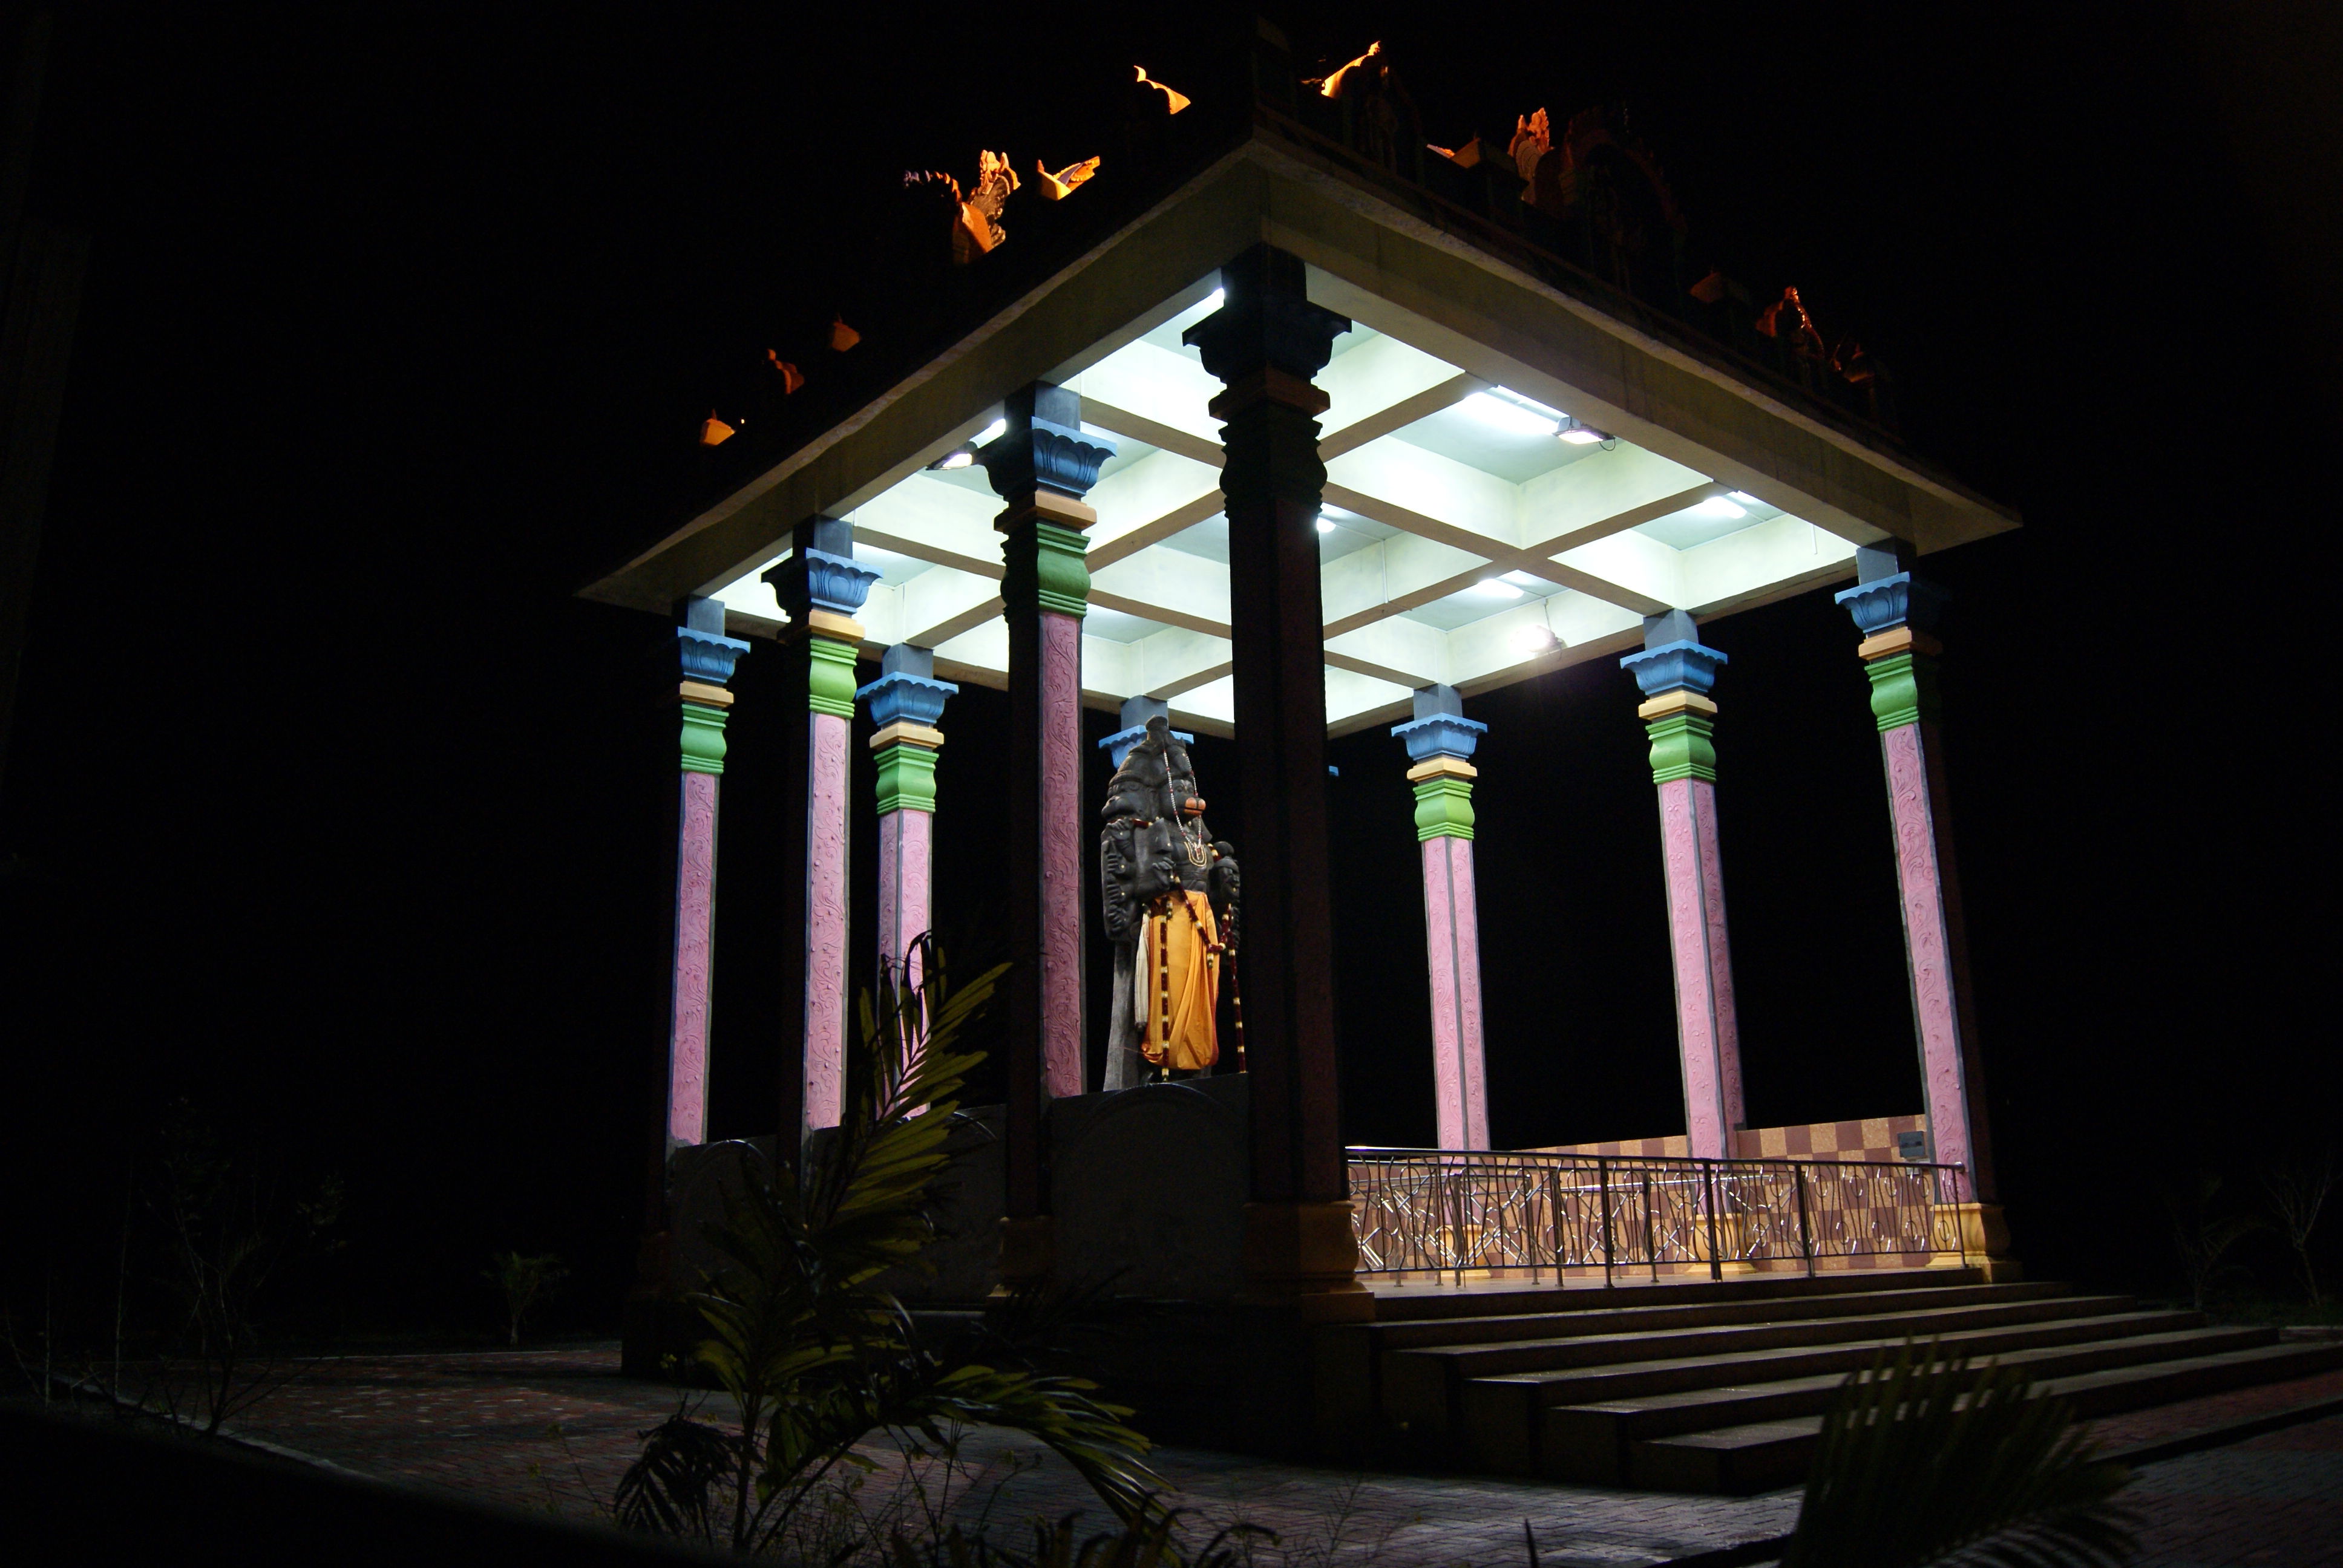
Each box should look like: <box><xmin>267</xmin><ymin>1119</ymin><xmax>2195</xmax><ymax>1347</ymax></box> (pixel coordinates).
<box><xmin>1347</xmin><ymin>1148</ymin><xmax>1971</xmax><ymax>1282</ymax></box>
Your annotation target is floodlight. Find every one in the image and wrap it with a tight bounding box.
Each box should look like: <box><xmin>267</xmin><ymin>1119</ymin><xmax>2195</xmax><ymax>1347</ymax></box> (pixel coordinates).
<box><xmin>930</xmin><ymin>450</ymin><xmax>975</xmax><ymax>471</ymax></box>
<box><xmin>1691</xmin><ymin>495</ymin><xmax>1747</xmax><ymax>520</ymax></box>
<box><xmin>1461</xmin><ymin>392</ymin><xmax>1559</xmax><ymax>438</ymax></box>
<box><xmin>1315</xmin><ymin>517</ymin><xmax>1336</xmax><ymax>534</ymax></box>
<box><xmin>1556</xmin><ymin>417</ymin><xmax>1608</xmax><ymax>445</ymax></box>
<box><xmin>975</xmin><ymin>417</ymin><xmax>1008</xmax><ymax>445</ymax></box>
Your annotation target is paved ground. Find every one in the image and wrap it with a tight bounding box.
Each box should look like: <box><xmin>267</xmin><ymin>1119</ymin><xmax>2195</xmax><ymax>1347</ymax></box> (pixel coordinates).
<box><xmin>226</xmin><ymin>1345</ymin><xmax>2343</xmax><ymax>1567</ymax></box>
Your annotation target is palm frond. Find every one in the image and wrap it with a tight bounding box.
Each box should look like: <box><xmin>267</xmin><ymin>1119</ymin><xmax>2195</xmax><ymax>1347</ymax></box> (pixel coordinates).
<box><xmin>615</xmin><ymin>1402</ymin><xmax>736</xmax><ymax>1540</ymax></box>
<box><xmin>1781</xmin><ymin>1341</ymin><xmax>2136</xmax><ymax>1568</ymax></box>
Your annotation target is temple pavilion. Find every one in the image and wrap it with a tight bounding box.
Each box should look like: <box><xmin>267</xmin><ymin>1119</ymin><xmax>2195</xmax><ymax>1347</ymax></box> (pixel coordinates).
<box><xmin>589</xmin><ymin>24</ymin><xmax>2048</xmax><ymax>1423</ymax></box>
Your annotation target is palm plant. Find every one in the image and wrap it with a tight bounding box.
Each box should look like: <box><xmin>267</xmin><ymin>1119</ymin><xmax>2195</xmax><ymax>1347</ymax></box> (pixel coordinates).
<box><xmin>2261</xmin><ymin>1152</ymin><xmax>2335</xmax><ymax>1309</ymax></box>
<box><xmin>1781</xmin><ymin>1341</ymin><xmax>2136</xmax><ymax>1568</ymax></box>
<box><xmin>617</xmin><ymin>939</ymin><xmax>1163</xmax><ymax>1555</ymax></box>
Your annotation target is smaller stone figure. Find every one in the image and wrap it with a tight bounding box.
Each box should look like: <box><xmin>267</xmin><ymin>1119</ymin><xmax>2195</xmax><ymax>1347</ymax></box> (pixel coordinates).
<box><xmin>1099</xmin><ymin>711</ymin><xmax>1240</xmax><ymax>1089</ymax></box>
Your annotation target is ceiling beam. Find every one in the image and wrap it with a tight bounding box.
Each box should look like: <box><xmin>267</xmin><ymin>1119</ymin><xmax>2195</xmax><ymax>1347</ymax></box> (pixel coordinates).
<box><xmin>1323</xmin><ymin>648</ymin><xmax>1435</xmax><ymax>690</ymax></box>
<box><xmin>1088</xmin><ymin>489</ymin><xmax>1224</xmax><ymax>569</ymax></box>
<box><xmin>1323</xmin><ymin>482</ymin><xmax>1670</xmax><ymax>617</ymax></box>
<box><xmin>910</xmin><ymin>596</ymin><xmax>1004</xmax><ymax>647</ymax></box>
<box><xmin>1149</xmin><ymin>660</ymin><xmax>1231</xmax><ymax>701</ymax></box>
<box><xmin>851</xmin><ymin>526</ymin><xmax>1003</xmax><ymax>581</ymax></box>
<box><xmin>1318</xmin><ymin>373</ymin><xmax>1480</xmax><ymax>462</ymax></box>
<box><xmin>1079</xmin><ymin>398</ymin><xmax>1224</xmax><ymax>468</ymax></box>
<box><xmin>1089</xmin><ymin>590</ymin><xmax>1225</xmax><ymax>639</ymax></box>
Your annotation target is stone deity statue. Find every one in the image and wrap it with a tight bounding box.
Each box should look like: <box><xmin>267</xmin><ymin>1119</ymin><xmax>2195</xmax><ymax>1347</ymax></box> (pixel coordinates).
<box><xmin>1099</xmin><ymin>714</ymin><xmax>1240</xmax><ymax>1089</ymax></box>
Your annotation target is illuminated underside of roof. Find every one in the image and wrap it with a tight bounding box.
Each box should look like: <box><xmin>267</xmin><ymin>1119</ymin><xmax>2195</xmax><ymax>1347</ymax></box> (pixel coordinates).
<box><xmin>587</xmin><ymin>131</ymin><xmax>2016</xmax><ymax>740</ymax></box>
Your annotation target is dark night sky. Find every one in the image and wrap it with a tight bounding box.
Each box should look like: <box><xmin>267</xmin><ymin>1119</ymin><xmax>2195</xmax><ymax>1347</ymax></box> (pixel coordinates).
<box><xmin>3</xmin><ymin>3</ymin><xmax>2334</xmax><ymax>1335</ymax></box>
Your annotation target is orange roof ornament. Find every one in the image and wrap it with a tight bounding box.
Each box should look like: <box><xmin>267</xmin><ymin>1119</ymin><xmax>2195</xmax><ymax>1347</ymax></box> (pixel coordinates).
<box><xmin>767</xmin><ymin>351</ymin><xmax>805</xmax><ymax>393</ymax></box>
<box><xmin>1037</xmin><ymin>154</ymin><xmax>1101</xmax><ymax>200</ymax></box>
<box><xmin>949</xmin><ymin>150</ymin><xmax>1019</xmax><ymax>264</ymax></box>
<box><xmin>1133</xmin><ymin>66</ymin><xmax>1189</xmax><ymax>115</ymax></box>
<box><xmin>1308</xmin><ymin>41</ymin><xmax>1381</xmax><ymax>99</ymax></box>
<box><xmin>698</xmin><ymin>413</ymin><xmax>736</xmax><ymax>447</ymax></box>
<box><xmin>828</xmin><ymin>316</ymin><xmax>861</xmax><ymax>352</ymax></box>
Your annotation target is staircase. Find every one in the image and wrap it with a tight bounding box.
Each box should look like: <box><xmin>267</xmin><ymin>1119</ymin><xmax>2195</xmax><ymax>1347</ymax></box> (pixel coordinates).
<box><xmin>1331</xmin><ymin>1269</ymin><xmax>2343</xmax><ymax>1493</ymax></box>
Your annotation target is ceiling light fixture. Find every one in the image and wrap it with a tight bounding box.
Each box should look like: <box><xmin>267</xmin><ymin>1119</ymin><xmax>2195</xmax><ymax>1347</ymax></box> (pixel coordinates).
<box><xmin>1557</xmin><ymin>417</ymin><xmax>1609</xmax><ymax>445</ymax></box>
<box><xmin>1472</xmin><ymin>578</ymin><xmax>1525</xmax><ymax>600</ymax></box>
<box><xmin>929</xmin><ymin>449</ymin><xmax>975</xmax><ymax>471</ymax></box>
<box><xmin>1314</xmin><ymin>517</ymin><xmax>1335</xmax><ymax>535</ymax></box>
<box><xmin>1461</xmin><ymin>391</ymin><xmax>1561</xmax><ymax>438</ymax></box>
<box><xmin>974</xmin><ymin>417</ymin><xmax>1008</xmax><ymax>446</ymax></box>
<box><xmin>1691</xmin><ymin>495</ymin><xmax>1748</xmax><ymax>520</ymax></box>
<box><xmin>1202</xmin><ymin>287</ymin><xmax>1225</xmax><ymax>312</ymax></box>
<box><xmin>1501</xmin><ymin>569</ymin><xmax>1543</xmax><ymax>587</ymax></box>
<box><xmin>1728</xmin><ymin>491</ymin><xmax>1761</xmax><ymax>506</ymax></box>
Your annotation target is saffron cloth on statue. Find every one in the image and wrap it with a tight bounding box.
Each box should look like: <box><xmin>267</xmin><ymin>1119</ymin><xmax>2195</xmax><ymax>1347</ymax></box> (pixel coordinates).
<box><xmin>1100</xmin><ymin>716</ymin><xmax>1240</xmax><ymax>1089</ymax></box>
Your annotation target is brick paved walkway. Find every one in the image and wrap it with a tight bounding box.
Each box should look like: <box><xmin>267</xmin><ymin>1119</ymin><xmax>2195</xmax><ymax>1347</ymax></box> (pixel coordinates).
<box><xmin>227</xmin><ymin>1345</ymin><xmax>2343</xmax><ymax>1567</ymax></box>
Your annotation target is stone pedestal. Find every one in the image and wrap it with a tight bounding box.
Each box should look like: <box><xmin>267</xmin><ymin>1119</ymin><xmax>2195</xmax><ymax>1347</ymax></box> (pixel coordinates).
<box><xmin>1621</xmin><ymin>613</ymin><xmax>1745</xmax><ymax>1161</ymax></box>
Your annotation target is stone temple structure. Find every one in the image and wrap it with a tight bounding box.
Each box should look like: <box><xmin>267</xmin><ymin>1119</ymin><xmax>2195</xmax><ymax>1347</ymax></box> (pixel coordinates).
<box><xmin>577</xmin><ymin>27</ymin><xmax>2343</xmax><ymax>1471</ymax></box>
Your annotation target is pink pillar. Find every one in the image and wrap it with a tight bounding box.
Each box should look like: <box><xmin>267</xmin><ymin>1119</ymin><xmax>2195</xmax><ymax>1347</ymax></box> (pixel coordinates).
<box><xmin>667</xmin><ymin>769</ymin><xmax>719</xmax><ymax>1145</ymax></box>
<box><xmin>1421</xmin><ymin>835</ymin><xmax>1490</xmax><ymax>1149</ymax></box>
<box><xmin>1656</xmin><ymin>776</ymin><xmax>1746</xmax><ymax>1158</ymax></box>
<box><xmin>876</xmin><ymin>808</ymin><xmax>933</xmax><ymax>988</ymax></box>
<box><xmin>1883</xmin><ymin>722</ymin><xmax>1980</xmax><ymax>1185</ymax></box>
<box><xmin>801</xmin><ymin>708</ymin><xmax>853</xmax><ymax>1132</ymax></box>
<box><xmin>666</xmin><ymin>610</ymin><xmax>747</xmax><ymax>1149</ymax></box>
<box><xmin>1037</xmin><ymin>611</ymin><xmax>1085</xmax><ymax>1099</ymax></box>
<box><xmin>1624</xmin><ymin>619</ymin><xmax>1743</xmax><ymax>1163</ymax></box>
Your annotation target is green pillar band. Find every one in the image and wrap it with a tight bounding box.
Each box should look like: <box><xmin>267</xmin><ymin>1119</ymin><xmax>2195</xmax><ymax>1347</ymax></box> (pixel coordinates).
<box><xmin>1411</xmin><ymin>775</ymin><xmax>1476</xmax><ymax>840</ymax></box>
<box><xmin>1645</xmin><ymin>711</ymin><xmax>1718</xmax><ymax>785</ymax></box>
<box><xmin>1000</xmin><ymin>521</ymin><xmax>1090</xmax><ymax>618</ymax></box>
<box><xmin>679</xmin><ymin>701</ymin><xmax>730</xmax><ymax>775</ymax></box>
<box><xmin>1863</xmin><ymin>650</ymin><xmax>1938</xmax><ymax>732</ymax></box>
<box><xmin>873</xmin><ymin>740</ymin><xmax>939</xmax><ymax>816</ymax></box>
<box><xmin>807</xmin><ymin>635</ymin><xmax>860</xmax><ymax>718</ymax></box>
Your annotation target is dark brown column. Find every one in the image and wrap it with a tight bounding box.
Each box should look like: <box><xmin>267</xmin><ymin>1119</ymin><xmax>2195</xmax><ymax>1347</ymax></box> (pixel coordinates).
<box><xmin>1184</xmin><ymin>246</ymin><xmax>1368</xmax><ymax>1318</ymax></box>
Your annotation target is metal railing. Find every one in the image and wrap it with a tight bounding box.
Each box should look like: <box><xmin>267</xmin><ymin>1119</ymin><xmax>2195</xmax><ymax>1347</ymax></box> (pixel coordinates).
<box><xmin>1347</xmin><ymin>1148</ymin><xmax>1971</xmax><ymax>1283</ymax></box>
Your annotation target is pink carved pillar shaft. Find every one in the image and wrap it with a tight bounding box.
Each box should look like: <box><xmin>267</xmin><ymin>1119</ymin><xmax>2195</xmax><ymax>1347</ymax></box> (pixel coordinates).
<box><xmin>667</xmin><ymin>769</ymin><xmax>720</xmax><ymax>1144</ymax></box>
<box><xmin>1421</xmin><ymin>835</ymin><xmax>1490</xmax><ymax>1149</ymax></box>
<box><xmin>1624</xmin><ymin>618</ymin><xmax>1744</xmax><ymax>1162</ymax></box>
<box><xmin>876</xmin><ymin>809</ymin><xmax>932</xmax><ymax>987</ymax></box>
<box><xmin>759</xmin><ymin>515</ymin><xmax>880</xmax><ymax>1148</ymax></box>
<box><xmin>1394</xmin><ymin>690</ymin><xmax>1491</xmax><ymax>1150</ymax></box>
<box><xmin>860</xmin><ymin>644</ymin><xmax>955</xmax><ymax>997</ymax></box>
<box><xmin>800</xmin><ymin>707</ymin><xmax>853</xmax><ymax>1132</ymax></box>
<box><xmin>1838</xmin><ymin>559</ymin><xmax>1996</xmax><ymax>1205</ymax></box>
<box><xmin>1036</xmin><ymin>610</ymin><xmax>1086</xmax><ymax>1099</ymax></box>
<box><xmin>1656</xmin><ymin>777</ymin><xmax>1745</xmax><ymax>1157</ymax></box>
<box><xmin>665</xmin><ymin>610</ymin><xmax>749</xmax><ymax>1149</ymax></box>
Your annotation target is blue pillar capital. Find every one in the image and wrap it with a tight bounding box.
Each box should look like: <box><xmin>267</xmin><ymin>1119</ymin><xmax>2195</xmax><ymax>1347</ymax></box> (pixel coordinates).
<box><xmin>1391</xmin><ymin>686</ymin><xmax>1487</xmax><ymax>763</ymax></box>
<box><xmin>675</xmin><ymin>597</ymin><xmax>750</xmax><ymax>687</ymax></box>
<box><xmin>763</xmin><ymin>516</ymin><xmax>880</xmax><ymax>622</ymax></box>
<box><xmin>1833</xmin><ymin>570</ymin><xmax>1948</xmax><ymax>637</ymax></box>
<box><xmin>1621</xmin><ymin>639</ymin><xmax>1728</xmax><ymax>699</ymax></box>
<box><xmin>1098</xmin><ymin>695</ymin><xmax>1192</xmax><ymax>768</ymax></box>
<box><xmin>983</xmin><ymin>383</ymin><xmax>1117</xmax><ymax>503</ymax></box>
<box><xmin>857</xmin><ymin>643</ymin><xmax>958</xmax><ymax>728</ymax></box>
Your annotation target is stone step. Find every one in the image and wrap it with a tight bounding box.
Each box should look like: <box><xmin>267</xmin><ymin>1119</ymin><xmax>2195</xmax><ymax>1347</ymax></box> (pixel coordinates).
<box><xmin>1368</xmin><ymin>1266</ymin><xmax>1985</xmax><ymax>1322</ymax></box>
<box><xmin>1528</xmin><ymin>1322</ymin><xmax>2276</xmax><ymax>1483</ymax></box>
<box><xmin>1628</xmin><ymin>1338</ymin><xmax>2343</xmax><ymax>1494</ymax></box>
<box><xmin>1365</xmin><ymin>1279</ymin><xmax>2069</xmax><ymax>1356</ymax></box>
<box><xmin>1385</xmin><ymin>1293</ymin><xmax>2135</xmax><ymax>1433</ymax></box>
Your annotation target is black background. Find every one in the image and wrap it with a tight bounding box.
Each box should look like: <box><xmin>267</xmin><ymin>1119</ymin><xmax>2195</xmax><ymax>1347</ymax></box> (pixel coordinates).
<box><xmin>3</xmin><ymin>2</ymin><xmax>2334</xmax><ymax>1339</ymax></box>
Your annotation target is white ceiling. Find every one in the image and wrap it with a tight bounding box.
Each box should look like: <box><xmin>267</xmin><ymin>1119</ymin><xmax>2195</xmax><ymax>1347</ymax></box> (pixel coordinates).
<box><xmin>710</xmin><ymin>269</ymin><xmax>1856</xmax><ymax>735</ymax></box>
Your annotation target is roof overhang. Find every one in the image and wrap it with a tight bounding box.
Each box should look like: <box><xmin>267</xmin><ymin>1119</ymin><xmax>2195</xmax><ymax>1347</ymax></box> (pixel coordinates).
<box><xmin>584</xmin><ymin>131</ymin><xmax>2016</xmax><ymax>738</ymax></box>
